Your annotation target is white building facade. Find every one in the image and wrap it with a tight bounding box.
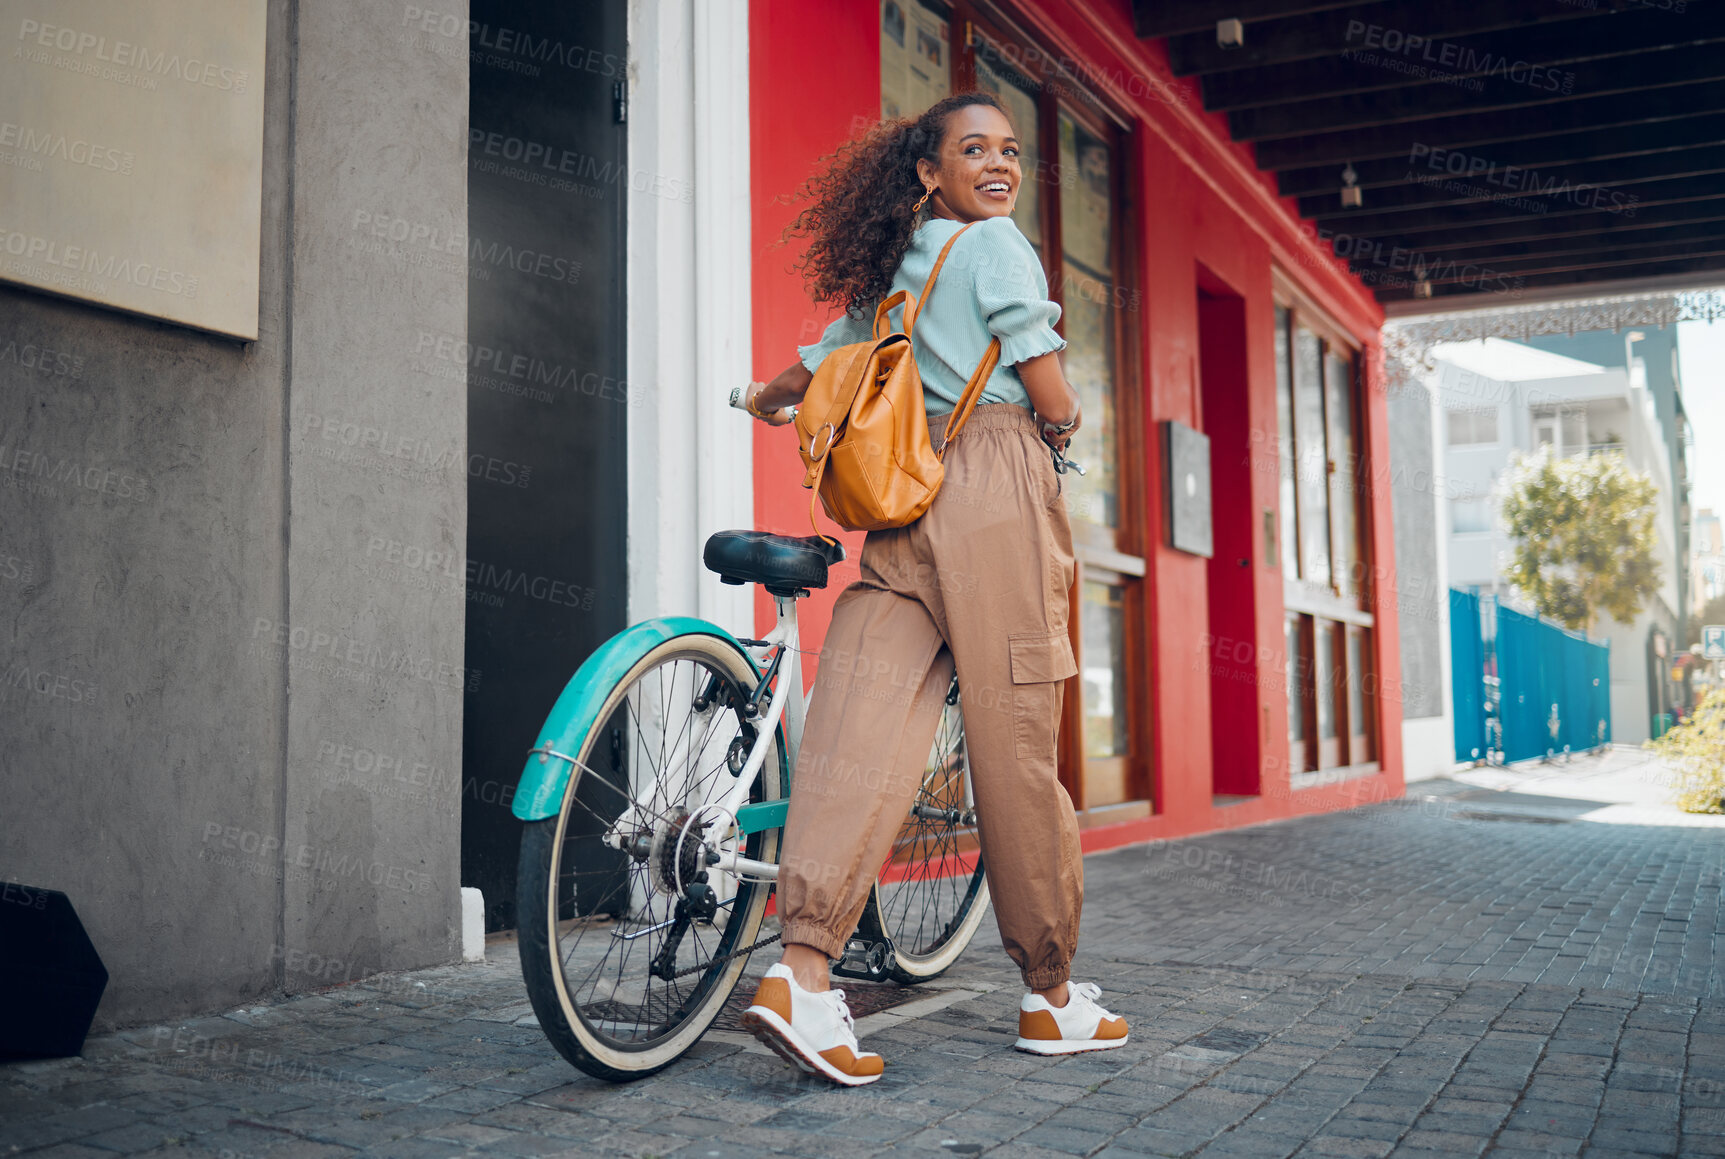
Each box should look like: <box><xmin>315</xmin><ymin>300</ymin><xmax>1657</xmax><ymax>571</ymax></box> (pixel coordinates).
<box><xmin>1432</xmin><ymin>340</ymin><xmax>1682</xmax><ymax>744</ymax></box>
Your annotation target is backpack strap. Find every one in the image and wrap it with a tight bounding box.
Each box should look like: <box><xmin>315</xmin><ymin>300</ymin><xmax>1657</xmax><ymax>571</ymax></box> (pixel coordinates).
<box><xmin>917</xmin><ymin>222</ymin><xmax>998</xmax><ymax>456</ymax></box>
<box><xmin>909</xmin><ymin>223</ymin><xmax>972</xmax><ymax>340</ymax></box>
<box><xmin>938</xmin><ymin>337</ymin><xmax>1000</xmax><ymax>456</ymax></box>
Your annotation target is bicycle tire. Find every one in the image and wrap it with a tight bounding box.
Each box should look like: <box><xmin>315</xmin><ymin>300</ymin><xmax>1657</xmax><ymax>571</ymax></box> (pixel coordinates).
<box><xmin>517</xmin><ymin>632</ymin><xmax>784</xmax><ymax>1081</ymax></box>
<box><xmin>867</xmin><ymin>676</ymin><xmax>990</xmax><ymax>984</ymax></box>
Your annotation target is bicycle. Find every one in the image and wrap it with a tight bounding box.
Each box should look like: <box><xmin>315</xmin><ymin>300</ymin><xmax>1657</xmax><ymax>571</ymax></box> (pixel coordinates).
<box><xmin>510</xmin><ymin>522</ymin><xmax>990</xmax><ymax>1082</ymax></box>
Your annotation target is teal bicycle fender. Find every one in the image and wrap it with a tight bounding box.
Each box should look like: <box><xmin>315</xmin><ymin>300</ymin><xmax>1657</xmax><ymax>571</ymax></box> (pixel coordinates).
<box><xmin>512</xmin><ymin>617</ymin><xmax>763</xmax><ymax>821</ymax></box>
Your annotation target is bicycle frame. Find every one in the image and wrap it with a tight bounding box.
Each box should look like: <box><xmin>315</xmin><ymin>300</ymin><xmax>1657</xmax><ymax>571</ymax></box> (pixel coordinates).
<box><xmin>707</xmin><ymin>594</ymin><xmax>804</xmax><ymax>884</ymax></box>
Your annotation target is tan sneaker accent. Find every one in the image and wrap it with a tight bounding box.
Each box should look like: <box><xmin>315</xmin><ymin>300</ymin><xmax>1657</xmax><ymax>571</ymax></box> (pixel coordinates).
<box><xmin>1014</xmin><ymin>981</ymin><xmax>1130</xmax><ymax>1055</ymax></box>
<box><xmin>740</xmin><ymin>964</ymin><xmax>884</xmax><ymax>1086</ymax></box>
<box><xmin>819</xmin><ymin>1045</ymin><xmax>885</xmax><ymax>1078</ymax></box>
<box><xmin>1018</xmin><ymin>1009</ymin><xmax>1062</xmax><ymax>1040</ymax></box>
<box><xmin>751</xmin><ymin>976</ymin><xmax>793</xmax><ymax>1021</ymax></box>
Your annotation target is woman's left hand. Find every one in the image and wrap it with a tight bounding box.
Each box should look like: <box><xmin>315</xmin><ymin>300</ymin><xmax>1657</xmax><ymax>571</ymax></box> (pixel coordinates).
<box><xmin>744</xmin><ymin>381</ymin><xmax>796</xmax><ymax>426</ymax></box>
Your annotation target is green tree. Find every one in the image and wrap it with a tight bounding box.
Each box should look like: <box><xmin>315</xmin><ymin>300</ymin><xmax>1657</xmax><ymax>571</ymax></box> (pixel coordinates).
<box><xmin>1497</xmin><ymin>446</ymin><xmax>1661</xmax><ymax>634</ymax></box>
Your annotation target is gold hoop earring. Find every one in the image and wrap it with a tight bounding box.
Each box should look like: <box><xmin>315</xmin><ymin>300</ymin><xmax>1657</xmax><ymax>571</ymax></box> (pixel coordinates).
<box><xmin>912</xmin><ymin>187</ymin><xmax>933</xmax><ymax>214</ymax></box>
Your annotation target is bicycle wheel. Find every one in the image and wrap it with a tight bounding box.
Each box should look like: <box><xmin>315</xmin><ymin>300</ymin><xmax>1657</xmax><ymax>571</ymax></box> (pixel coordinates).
<box><xmin>868</xmin><ymin>675</ymin><xmax>990</xmax><ymax>983</ymax></box>
<box><xmin>517</xmin><ymin>632</ymin><xmax>784</xmax><ymax>1081</ymax></box>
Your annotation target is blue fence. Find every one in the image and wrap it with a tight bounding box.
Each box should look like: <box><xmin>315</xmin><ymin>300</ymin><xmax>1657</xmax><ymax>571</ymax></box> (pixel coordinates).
<box><xmin>1451</xmin><ymin>592</ymin><xmax>1610</xmax><ymax>764</ymax></box>
<box><xmin>1450</xmin><ymin>590</ymin><xmax>1487</xmax><ymax>761</ymax></box>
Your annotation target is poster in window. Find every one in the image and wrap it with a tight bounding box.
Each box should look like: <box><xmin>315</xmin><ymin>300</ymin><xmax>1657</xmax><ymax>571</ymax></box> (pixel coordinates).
<box><xmin>1061</xmin><ymin>263</ymin><xmax>1119</xmax><ymax>533</ymax></box>
<box><xmin>880</xmin><ymin>0</ymin><xmax>949</xmax><ymax>120</ymax></box>
<box><xmin>881</xmin><ymin>1</ymin><xmax>910</xmax><ymax>119</ymax></box>
<box><xmin>1058</xmin><ymin>113</ymin><xmax>1112</xmax><ymax>275</ymax></box>
<box><xmin>973</xmin><ymin>54</ymin><xmax>1042</xmax><ymax>249</ymax></box>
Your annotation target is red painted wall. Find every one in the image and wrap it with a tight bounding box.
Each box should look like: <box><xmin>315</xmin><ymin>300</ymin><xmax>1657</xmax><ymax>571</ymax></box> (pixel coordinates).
<box><xmin>748</xmin><ymin>0</ymin><xmax>1404</xmax><ymax>841</ymax></box>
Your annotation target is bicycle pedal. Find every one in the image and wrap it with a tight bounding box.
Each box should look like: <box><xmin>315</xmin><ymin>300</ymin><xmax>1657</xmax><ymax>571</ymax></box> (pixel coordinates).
<box><xmin>830</xmin><ymin>936</ymin><xmax>894</xmax><ymax>982</ymax></box>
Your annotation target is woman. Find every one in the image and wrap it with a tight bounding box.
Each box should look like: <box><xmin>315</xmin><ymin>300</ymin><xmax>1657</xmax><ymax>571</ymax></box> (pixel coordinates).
<box><xmin>738</xmin><ymin>92</ymin><xmax>1128</xmax><ymax>1087</ymax></box>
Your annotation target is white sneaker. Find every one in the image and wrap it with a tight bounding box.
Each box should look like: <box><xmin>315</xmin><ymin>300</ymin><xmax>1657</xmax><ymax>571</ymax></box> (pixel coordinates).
<box><xmin>1015</xmin><ymin>981</ymin><xmax>1130</xmax><ymax>1055</ymax></box>
<box><xmin>740</xmin><ymin>963</ymin><xmax>884</xmax><ymax>1085</ymax></box>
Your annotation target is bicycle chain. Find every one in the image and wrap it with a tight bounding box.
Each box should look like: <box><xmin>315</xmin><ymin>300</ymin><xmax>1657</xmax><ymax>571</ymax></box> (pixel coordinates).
<box><xmin>668</xmin><ymin>929</ymin><xmax>781</xmax><ymax>980</ymax></box>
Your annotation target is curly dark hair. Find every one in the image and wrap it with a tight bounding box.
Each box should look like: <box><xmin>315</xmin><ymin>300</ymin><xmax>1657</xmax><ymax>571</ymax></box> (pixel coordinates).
<box><xmin>787</xmin><ymin>92</ymin><xmax>1009</xmax><ymax>316</ymax></box>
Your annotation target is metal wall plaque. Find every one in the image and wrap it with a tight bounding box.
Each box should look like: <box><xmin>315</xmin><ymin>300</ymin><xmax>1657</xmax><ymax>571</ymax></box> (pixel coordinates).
<box><xmin>1163</xmin><ymin>419</ymin><xmax>1213</xmax><ymax>558</ymax></box>
<box><xmin>0</xmin><ymin>1</ymin><xmax>266</xmax><ymax>339</ymax></box>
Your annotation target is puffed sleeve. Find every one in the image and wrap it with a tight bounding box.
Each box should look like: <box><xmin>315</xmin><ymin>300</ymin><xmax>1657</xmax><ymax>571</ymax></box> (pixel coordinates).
<box><xmin>969</xmin><ymin>216</ymin><xmax>1066</xmax><ymax>365</ymax></box>
<box><xmin>797</xmin><ymin>310</ymin><xmax>872</xmax><ymax>373</ymax></box>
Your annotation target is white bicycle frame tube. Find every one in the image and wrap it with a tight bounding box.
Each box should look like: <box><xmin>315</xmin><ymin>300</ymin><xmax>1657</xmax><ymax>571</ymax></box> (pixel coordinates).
<box><xmin>639</xmin><ymin>594</ymin><xmax>800</xmax><ymax>883</ymax></box>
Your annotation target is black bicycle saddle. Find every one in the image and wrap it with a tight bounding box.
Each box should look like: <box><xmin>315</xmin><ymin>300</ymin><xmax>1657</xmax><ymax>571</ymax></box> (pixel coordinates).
<box><xmin>702</xmin><ymin>530</ymin><xmax>847</xmax><ymax>597</ymax></box>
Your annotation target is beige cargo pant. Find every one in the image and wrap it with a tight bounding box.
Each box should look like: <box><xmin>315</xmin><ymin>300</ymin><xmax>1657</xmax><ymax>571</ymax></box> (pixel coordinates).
<box><xmin>777</xmin><ymin>404</ymin><xmax>1083</xmax><ymax>990</ymax></box>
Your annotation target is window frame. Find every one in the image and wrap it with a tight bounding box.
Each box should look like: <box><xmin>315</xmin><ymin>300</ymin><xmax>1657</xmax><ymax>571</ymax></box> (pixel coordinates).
<box><xmin>1270</xmin><ymin>270</ymin><xmax>1379</xmax><ymax>779</ymax></box>
<box><xmin>913</xmin><ymin>3</ymin><xmax>1150</xmax><ymax>812</ymax></box>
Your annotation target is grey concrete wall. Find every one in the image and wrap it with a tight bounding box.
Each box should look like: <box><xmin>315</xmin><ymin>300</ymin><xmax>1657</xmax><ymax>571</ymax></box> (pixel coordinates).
<box><xmin>1389</xmin><ymin>380</ymin><xmax>1445</xmax><ymax>719</ymax></box>
<box><xmin>0</xmin><ymin>0</ymin><xmax>467</xmax><ymax>1029</ymax></box>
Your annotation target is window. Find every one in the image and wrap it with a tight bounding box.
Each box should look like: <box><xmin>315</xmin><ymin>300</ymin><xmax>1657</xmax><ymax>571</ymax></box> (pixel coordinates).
<box><xmin>1271</xmin><ymin>282</ymin><xmax>1375</xmax><ymax>775</ymax></box>
<box><xmin>884</xmin><ymin>4</ymin><xmax>1146</xmax><ymax>811</ymax></box>
<box><xmin>1447</xmin><ymin>407</ymin><xmax>1498</xmax><ymax>446</ymax></box>
<box><xmin>880</xmin><ymin>1</ymin><xmax>951</xmax><ymax>121</ymax></box>
<box><xmin>1451</xmin><ymin>498</ymin><xmax>1492</xmax><ymax>535</ymax></box>
<box><xmin>1274</xmin><ymin>306</ymin><xmax>1298</xmax><ymax>583</ymax></box>
<box><xmin>1272</xmin><ymin>300</ymin><xmax>1364</xmax><ymax>604</ymax></box>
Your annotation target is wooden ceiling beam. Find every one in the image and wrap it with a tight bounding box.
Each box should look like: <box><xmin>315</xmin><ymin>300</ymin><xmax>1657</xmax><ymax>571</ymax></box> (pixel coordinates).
<box><xmin>1352</xmin><ymin>239</ymin><xmax>1725</xmax><ymax>284</ymax></box>
<box><xmin>1405</xmin><ymin>220</ymin><xmax>1725</xmax><ymax>264</ymax></box>
<box><xmin>1202</xmin><ymin>4</ymin><xmax>1725</xmax><ymax>112</ymax></box>
<box><xmin>1296</xmin><ymin>146</ymin><xmax>1725</xmax><ymax>222</ymax></box>
<box><xmin>1311</xmin><ymin>177</ymin><xmax>1725</xmax><ymax>241</ymax></box>
<box><xmin>1253</xmin><ymin>78</ymin><xmax>1725</xmax><ymax>169</ymax></box>
<box><xmin>1132</xmin><ymin>0</ymin><xmax>1371</xmax><ymax>41</ymax></box>
<box><xmin>1167</xmin><ymin>0</ymin><xmax>1604</xmax><ymax>76</ymax></box>
<box><xmin>1324</xmin><ymin>199</ymin><xmax>1725</xmax><ymax>255</ymax></box>
<box><xmin>1232</xmin><ymin>43</ymin><xmax>1725</xmax><ymax>141</ymax></box>
<box><xmin>1275</xmin><ymin>112</ymin><xmax>1725</xmax><ymax>197</ymax></box>
<box><xmin>1374</xmin><ymin>253</ymin><xmax>1725</xmax><ymax>301</ymax></box>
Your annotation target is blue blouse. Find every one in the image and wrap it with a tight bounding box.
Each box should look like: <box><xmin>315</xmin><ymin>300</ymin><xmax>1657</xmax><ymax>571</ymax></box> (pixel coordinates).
<box><xmin>797</xmin><ymin>216</ymin><xmax>1065</xmax><ymax>416</ymax></box>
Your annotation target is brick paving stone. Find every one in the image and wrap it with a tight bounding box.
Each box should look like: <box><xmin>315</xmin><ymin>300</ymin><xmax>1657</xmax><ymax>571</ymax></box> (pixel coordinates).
<box><xmin>5</xmin><ymin>754</ymin><xmax>1721</xmax><ymax>1158</ymax></box>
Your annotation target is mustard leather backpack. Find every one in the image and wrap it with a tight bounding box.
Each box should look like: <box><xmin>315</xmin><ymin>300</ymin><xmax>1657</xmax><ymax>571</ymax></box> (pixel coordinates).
<box><xmin>795</xmin><ymin>223</ymin><xmax>999</xmax><ymax>537</ymax></box>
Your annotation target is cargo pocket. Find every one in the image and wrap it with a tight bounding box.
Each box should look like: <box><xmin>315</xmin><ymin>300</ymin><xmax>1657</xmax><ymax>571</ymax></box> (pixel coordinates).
<box><xmin>1008</xmin><ymin>630</ymin><xmax>1078</xmax><ymax>761</ymax></box>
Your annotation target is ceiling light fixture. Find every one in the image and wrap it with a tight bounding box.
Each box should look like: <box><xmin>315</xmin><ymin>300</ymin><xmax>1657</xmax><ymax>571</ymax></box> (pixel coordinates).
<box><xmin>1340</xmin><ymin>162</ymin><xmax>1362</xmax><ymax>208</ymax></box>
<box><xmin>1217</xmin><ymin>18</ymin><xmax>1244</xmax><ymax>48</ymax></box>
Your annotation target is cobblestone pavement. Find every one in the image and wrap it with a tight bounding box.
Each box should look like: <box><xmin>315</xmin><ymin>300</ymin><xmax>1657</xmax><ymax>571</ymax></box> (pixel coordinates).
<box><xmin>4</xmin><ymin>747</ymin><xmax>1722</xmax><ymax>1159</ymax></box>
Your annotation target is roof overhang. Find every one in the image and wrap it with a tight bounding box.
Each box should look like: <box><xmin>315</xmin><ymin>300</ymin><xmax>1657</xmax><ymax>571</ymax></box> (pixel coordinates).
<box><xmin>1136</xmin><ymin>1</ymin><xmax>1725</xmax><ymax>309</ymax></box>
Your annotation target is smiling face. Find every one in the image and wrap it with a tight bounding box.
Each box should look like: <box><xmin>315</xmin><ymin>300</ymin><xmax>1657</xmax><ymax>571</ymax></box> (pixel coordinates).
<box><xmin>917</xmin><ymin>103</ymin><xmax>1021</xmax><ymax>224</ymax></box>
